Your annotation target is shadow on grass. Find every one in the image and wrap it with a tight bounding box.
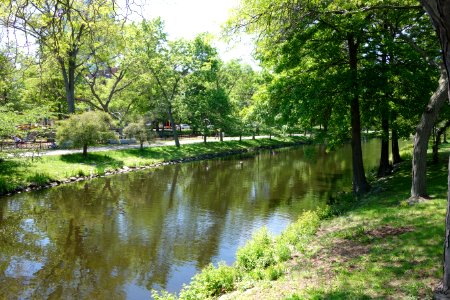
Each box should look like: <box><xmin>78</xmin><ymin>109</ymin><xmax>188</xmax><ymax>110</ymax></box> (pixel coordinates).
<box><xmin>0</xmin><ymin>160</ymin><xmax>29</xmax><ymax>194</ymax></box>
<box><xmin>0</xmin><ymin>160</ymin><xmax>22</xmax><ymax>175</ymax></box>
<box><xmin>288</xmin><ymin>290</ymin><xmax>372</xmax><ymax>300</ymax></box>
<box><xmin>323</xmin><ymin>150</ymin><xmax>447</xmax><ymax>298</ymax></box>
<box><xmin>59</xmin><ymin>153</ymin><xmax>124</xmax><ymax>172</ymax></box>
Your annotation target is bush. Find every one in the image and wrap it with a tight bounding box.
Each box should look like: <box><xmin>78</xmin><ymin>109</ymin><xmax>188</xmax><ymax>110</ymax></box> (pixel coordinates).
<box><xmin>236</xmin><ymin>227</ymin><xmax>276</xmax><ymax>271</ymax></box>
<box><xmin>177</xmin><ymin>263</ymin><xmax>238</xmax><ymax>299</ymax></box>
<box><xmin>56</xmin><ymin>111</ymin><xmax>116</xmax><ymax>156</ymax></box>
<box><xmin>278</xmin><ymin>211</ymin><xmax>320</xmax><ymax>247</ymax></box>
<box><xmin>123</xmin><ymin>121</ymin><xmax>156</xmax><ymax>150</ymax></box>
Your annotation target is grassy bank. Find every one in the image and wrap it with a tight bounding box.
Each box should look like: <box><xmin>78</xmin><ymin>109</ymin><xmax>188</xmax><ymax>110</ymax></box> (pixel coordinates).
<box><xmin>0</xmin><ymin>136</ymin><xmax>308</xmax><ymax>196</ymax></box>
<box><xmin>154</xmin><ymin>144</ymin><xmax>449</xmax><ymax>300</ymax></box>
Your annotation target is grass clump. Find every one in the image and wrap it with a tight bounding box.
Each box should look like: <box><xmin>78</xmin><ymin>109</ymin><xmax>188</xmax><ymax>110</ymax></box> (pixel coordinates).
<box><xmin>26</xmin><ymin>172</ymin><xmax>51</xmax><ymax>185</ymax></box>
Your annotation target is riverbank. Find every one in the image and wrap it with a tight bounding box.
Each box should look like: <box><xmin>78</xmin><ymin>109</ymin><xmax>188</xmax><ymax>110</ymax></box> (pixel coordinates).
<box><xmin>0</xmin><ymin>136</ymin><xmax>309</xmax><ymax>197</ymax></box>
<box><xmin>155</xmin><ymin>144</ymin><xmax>448</xmax><ymax>299</ymax></box>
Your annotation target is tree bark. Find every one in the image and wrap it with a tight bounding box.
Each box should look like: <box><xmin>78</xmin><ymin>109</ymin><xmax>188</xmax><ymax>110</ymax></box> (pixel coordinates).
<box><xmin>378</xmin><ymin>114</ymin><xmax>391</xmax><ymax>177</ymax></box>
<box><xmin>83</xmin><ymin>144</ymin><xmax>88</xmax><ymax>157</ymax></box>
<box><xmin>411</xmin><ymin>71</ymin><xmax>448</xmax><ymax>198</ymax></box>
<box><xmin>433</xmin><ymin>121</ymin><xmax>450</xmax><ymax>164</ymax></box>
<box><xmin>348</xmin><ymin>33</ymin><xmax>370</xmax><ymax>195</ymax></box>
<box><xmin>392</xmin><ymin>128</ymin><xmax>403</xmax><ymax>164</ymax></box>
<box><xmin>414</xmin><ymin>1</ymin><xmax>450</xmax><ymax>298</ymax></box>
<box><xmin>60</xmin><ymin>61</ymin><xmax>76</xmax><ymax>114</ymax></box>
<box><xmin>167</xmin><ymin>105</ymin><xmax>180</xmax><ymax>148</ymax></box>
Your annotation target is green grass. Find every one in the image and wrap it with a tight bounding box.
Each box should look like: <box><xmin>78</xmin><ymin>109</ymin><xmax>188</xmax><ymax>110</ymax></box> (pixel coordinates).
<box><xmin>0</xmin><ymin>136</ymin><xmax>307</xmax><ymax>195</ymax></box>
<box><xmin>153</xmin><ymin>142</ymin><xmax>450</xmax><ymax>300</ymax></box>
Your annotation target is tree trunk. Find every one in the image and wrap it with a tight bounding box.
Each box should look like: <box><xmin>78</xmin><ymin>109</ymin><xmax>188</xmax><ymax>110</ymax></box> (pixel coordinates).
<box><xmin>392</xmin><ymin>128</ymin><xmax>403</xmax><ymax>164</ymax></box>
<box><xmin>420</xmin><ymin>2</ymin><xmax>450</xmax><ymax>297</ymax></box>
<box><xmin>433</xmin><ymin>121</ymin><xmax>450</xmax><ymax>164</ymax></box>
<box><xmin>220</xmin><ymin>131</ymin><xmax>223</xmax><ymax>142</ymax></box>
<box><xmin>348</xmin><ymin>33</ymin><xmax>369</xmax><ymax>195</ymax></box>
<box><xmin>58</xmin><ymin>103</ymin><xmax>63</xmax><ymax>120</ymax></box>
<box><xmin>83</xmin><ymin>144</ymin><xmax>88</xmax><ymax>157</ymax></box>
<box><xmin>140</xmin><ymin>142</ymin><xmax>144</xmax><ymax>150</ymax></box>
<box><xmin>378</xmin><ymin>113</ymin><xmax>391</xmax><ymax>177</ymax></box>
<box><xmin>433</xmin><ymin>134</ymin><xmax>442</xmax><ymax>164</ymax></box>
<box><xmin>60</xmin><ymin>56</ymin><xmax>77</xmax><ymax>114</ymax></box>
<box><xmin>411</xmin><ymin>71</ymin><xmax>448</xmax><ymax>198</ymax></box>
<box><xmin>204</xmin><ymin>134</ymin><xmax>207</xmax><ymax>144</ymax></box>
<box><xmin>167</xmin><ymin>105</ymin><xmax>180</xmax><ymax>148</ymax></box>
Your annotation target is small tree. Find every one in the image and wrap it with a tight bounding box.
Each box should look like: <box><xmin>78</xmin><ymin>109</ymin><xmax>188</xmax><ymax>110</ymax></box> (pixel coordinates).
<box><xmin>56</xmin><ymin>111</ymin><xmax>116</xmax><ymax>157</ymax></box>
<box><xmin>123</xmin><ymin>121</ymin><xmax>155</xmax><ymax>150</ymax></box>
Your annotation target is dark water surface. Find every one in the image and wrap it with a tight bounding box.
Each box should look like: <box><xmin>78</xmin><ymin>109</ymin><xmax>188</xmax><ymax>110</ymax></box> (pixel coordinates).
<box><xmin>0</xmin><ymin>140</ymin><xmax>384</xmax><ymax>299</ymax></box>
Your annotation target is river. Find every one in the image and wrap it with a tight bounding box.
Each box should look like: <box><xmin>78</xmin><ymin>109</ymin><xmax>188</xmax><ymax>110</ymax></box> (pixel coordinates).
<box><xmin>0</xmin><ymin>139</ymin><xmax>383</xmax><ymax>299</ymax></box>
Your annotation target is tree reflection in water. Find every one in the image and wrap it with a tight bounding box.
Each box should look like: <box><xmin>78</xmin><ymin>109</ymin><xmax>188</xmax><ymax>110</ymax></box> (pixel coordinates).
<box><xmin>0</xmin><ymin>140</ymin><xmax>383</xmax><ymax>298</ymax></box>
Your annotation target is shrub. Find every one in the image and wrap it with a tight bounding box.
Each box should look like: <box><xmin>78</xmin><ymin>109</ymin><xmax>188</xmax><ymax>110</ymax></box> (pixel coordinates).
<box><xmin>236</xmin><ymin>227</ymin><xmax>276</xmax><ymax>272</ymax></box>
<box><xmin>178</xmin><ymin>263</ymin><xmax>239</xmax><ymax>299</ymax></box>
<box><xmin>56</xmin><ymin>111</ymin><xmax>116</xmax><ymax>157</ymax></box>
<box><xmin>123</xmin><ymin>121</ymin><xmax>156</xmax><ymax>150</ymax></box>
<box><xmin>279</xmin><ymin>211</ymin><xmax>320</xmax><ymax>247</ymax></box>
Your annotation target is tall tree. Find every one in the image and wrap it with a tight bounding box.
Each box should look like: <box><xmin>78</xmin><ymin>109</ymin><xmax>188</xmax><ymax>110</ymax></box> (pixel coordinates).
<box><xmin>227</xmin><ymin>0</ymin><xmax>376</xmax><ymax>194</ymax></box>
<box><xmin>137</xmin><ymin>19</ymin><xmax>194</xmax><ymax>147</ymax></box>
<box><xmin>1</xmin><ymin>0</ymin><xmax>119</xmax><ymax>113</ymax></box>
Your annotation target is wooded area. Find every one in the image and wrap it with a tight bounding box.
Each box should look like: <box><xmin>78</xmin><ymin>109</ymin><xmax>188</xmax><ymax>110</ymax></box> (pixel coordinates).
<box><xmin>2</xmin><ymin>0</ymin><xmax>450</xmax><ymax>297</ymax></box>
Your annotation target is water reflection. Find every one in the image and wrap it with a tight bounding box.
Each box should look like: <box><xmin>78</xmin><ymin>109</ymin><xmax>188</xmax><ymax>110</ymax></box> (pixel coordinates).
<box><xmin>0</xmin><ymin>140</ymin><xmax>383</xmax><ymax>298</ymax></box>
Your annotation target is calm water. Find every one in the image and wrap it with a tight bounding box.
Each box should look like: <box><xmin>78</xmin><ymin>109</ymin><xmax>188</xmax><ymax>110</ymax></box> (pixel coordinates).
<box><xmin>0</xmin><ymin>140</ymin><xmax>383</xmax><ymax>299</ymax></box>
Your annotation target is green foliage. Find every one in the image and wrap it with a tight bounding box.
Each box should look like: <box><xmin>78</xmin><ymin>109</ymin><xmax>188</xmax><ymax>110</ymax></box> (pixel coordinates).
<box><xmin>56</xmin><ymin>111</ymin><xmax>116</xmax><ymax>155</ymax></box>
<box><xmin>236</xmin><ymin>228</ymin><xmax>276</xmax><ymax>271</ymax></box>
<box><xmin>226</xmin><ymin>0</ymin><xmax>439</xmax><ymax>148</ymax></box>
<box><xmin>178</xmin><ymin>263</ymin><xmax>239</xmax><ymax>299</ymax></box>
<box><xmin>151</xmin><ymin>290</ymin><xmax>178</xmax><ymax>300</ymax></box>
<box><xmin>26</xmin><ymin>172</ymin><xmax>51</xmax><ymax>185</ymax></box>
<box><xmin>276</xmin><ymin>210</ymin><xmax>322</xmax><ymax>255</ymax></box>
<box><xmin>123</xmin><ymin>121</ymin><xmax>155</xmax><ymax>149</ymax></box>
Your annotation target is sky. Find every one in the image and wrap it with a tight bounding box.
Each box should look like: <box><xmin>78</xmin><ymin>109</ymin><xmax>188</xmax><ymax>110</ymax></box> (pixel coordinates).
<box><xmin>136</xmin><ymin>0</ymin><xmax>258</xmax><ymax>67</ymax></box>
